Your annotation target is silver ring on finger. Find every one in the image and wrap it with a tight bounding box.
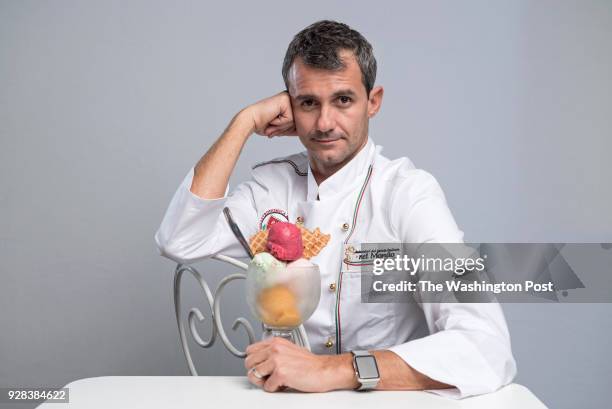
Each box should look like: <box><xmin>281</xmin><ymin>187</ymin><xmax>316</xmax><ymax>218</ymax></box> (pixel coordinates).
<box><xmin>250</xmin><ymin>367</ymin><xmax>264</xmax><ymax>380</ymax></box>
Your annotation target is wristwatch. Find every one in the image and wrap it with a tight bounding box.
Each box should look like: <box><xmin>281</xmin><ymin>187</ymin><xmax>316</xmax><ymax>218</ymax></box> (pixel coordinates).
<box><xmin>351</xmin><ymin>350</ymin><xmax>380</xmax><ymax>391</ymax></box>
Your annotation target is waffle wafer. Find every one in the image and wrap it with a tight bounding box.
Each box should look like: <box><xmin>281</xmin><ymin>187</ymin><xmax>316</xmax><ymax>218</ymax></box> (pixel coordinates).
<box><xmin>248</xmin><ymin>224</ymin><xmax>330</xmax><ymax>259</ymax></box>
<box><xmin>249</xmin><ymin>229</ymin><xmax>269</xmax><ymax>255</ymax></box>
<box><xmin>297</xmin><ymin>225</ymin><xmax>330</xmax><ymax>259</ymax></box>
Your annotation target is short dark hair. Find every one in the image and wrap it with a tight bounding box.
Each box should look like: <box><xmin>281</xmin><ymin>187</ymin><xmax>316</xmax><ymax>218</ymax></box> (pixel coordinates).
<box><xmin>282</xmin><ymin>20</ymin><xmax>377</xmax><ymax>96</ymax></box>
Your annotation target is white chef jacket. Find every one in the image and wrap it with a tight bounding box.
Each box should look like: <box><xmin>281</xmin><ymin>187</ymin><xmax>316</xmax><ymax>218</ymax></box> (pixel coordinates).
<box><xmin>154</xmin><ymin>137</ymin><xmax>517</xmax><ymax>398</ymax></box>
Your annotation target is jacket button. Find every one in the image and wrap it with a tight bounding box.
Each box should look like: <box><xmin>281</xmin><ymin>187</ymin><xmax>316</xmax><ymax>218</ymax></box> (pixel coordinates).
<box><xmin>325</xmin><ymin>338</ymin><xmax>334</xmax><ymax>348</ymax></box>
<box><xmin>296</xmin><ymin>216</ymin><xmax>304</xmax><ymax>224</ymax></box>
<box><xmin>329</xmin><ymin>283</ymin><xmax>337</xmax><ymax>292</ymax></box>
<box><xmin>341</xmin><ymin>222</ymin><xmax>350</xmax><ymax>231</ymax></box>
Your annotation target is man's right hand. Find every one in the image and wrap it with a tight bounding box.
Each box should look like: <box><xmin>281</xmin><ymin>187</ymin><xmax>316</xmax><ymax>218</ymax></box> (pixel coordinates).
<box><xmin>247</xmin><ymin>90</ymin><xmax>298</xmax><ymax>138</ymax></box>
<box><xmin>190</xmin><ymin>91</ymin><xmax>297</xmax><ymax>199</ymax></box>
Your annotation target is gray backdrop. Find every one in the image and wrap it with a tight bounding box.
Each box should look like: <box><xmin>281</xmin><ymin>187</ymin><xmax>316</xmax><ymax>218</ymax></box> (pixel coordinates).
<box><xmin>1</xmin><ymin>1</ymin><xmax>611</xmax><ymax>408</ymax></box>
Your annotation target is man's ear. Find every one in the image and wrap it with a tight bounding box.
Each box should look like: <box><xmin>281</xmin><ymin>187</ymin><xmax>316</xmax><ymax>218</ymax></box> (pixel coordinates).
<box><xmin>367</xmin><ymin>85</ymin><xmax>384</xmax><ymax>118</ymax></box>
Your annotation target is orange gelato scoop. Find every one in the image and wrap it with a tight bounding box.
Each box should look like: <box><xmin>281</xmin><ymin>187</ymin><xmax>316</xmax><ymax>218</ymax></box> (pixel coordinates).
<box><xmin>256</xmin><ymin>284</ymin><xmax>301</xmax><ymax>327</ymax></box>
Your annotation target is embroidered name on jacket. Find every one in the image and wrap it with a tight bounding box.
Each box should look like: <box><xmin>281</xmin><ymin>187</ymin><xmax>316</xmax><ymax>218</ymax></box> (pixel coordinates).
<box><xmin>259</xmin><ymin>208</ymin><xmax>290</xmax><ymax>231</ymax></box>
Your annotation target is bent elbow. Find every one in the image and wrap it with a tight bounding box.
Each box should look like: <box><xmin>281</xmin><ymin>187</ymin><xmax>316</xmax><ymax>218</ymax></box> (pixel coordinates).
<box><xmin>499</xmin><ymin>349</ymin><xmax>518</xmax><ymax>387</ymax></box>
<box><xmin>154</xmin><ymin>230</ymin><xmax>190</xmax><ymax>265</ymax></box>
<box><xmin>484</xmin><ymin>346</ymin><xmax>518</xmax><ymax>394</ymax></box>
<box><xmin>154</xmin><ymin>229</ymin><xmax>215</xmax><ymax>265</ymax></box>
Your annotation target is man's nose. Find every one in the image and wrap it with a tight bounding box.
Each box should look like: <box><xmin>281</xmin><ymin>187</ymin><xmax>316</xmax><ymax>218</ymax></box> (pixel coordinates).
<box><xmin>315</xmin><ymin>105</ymin><xmax>336</xmax><ymax>133</ymax></box>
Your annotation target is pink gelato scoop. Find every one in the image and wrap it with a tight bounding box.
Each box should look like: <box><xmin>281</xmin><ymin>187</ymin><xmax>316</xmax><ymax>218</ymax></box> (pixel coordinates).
<box><xmin>266</xmin><ymin>222</ymin><xmax>303</xmax><ymax>261</ymax></box>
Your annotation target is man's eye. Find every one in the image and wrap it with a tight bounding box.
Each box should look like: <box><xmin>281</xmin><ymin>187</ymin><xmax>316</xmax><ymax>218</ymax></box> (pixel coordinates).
<box><xmin>339</xmin><ymin>96</ymin><xmax>352</xmax><ymax>104</ymax></box>
<box><xmin>301</xmin><ymin>100</ymin><xmax>315</xmax><ymax>107</ymax></box>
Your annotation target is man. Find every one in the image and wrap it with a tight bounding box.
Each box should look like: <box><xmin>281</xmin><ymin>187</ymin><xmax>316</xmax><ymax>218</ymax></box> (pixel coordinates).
<box><xmin>155</xmin><ymin>20</ymin><xmax>516</xmax><ymax>397</ymax></box>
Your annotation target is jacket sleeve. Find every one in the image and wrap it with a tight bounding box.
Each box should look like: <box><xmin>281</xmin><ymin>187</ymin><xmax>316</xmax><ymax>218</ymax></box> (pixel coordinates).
<box><xmin>154</xmin><ymin>167</ymin><xmax>261</xmax><ymax>264</ymax></box>
<box><xmin>386</xmin><ymin>170</ymin><xmax>517</xmax><ymax>398</ymax></box>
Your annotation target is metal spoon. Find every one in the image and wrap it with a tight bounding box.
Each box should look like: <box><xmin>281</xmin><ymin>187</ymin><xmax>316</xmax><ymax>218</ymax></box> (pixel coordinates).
<box><xmin>223</xmin><ymin>207</ymin><xmax>254</xmax><ymax>259</ymax></box>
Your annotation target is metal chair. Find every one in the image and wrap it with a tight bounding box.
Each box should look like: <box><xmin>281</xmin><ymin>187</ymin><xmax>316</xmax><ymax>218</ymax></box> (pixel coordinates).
<box><xmin>173</xmin><ymin>254</ymin><xmax>311</xmax><ymax>375</ymax></box>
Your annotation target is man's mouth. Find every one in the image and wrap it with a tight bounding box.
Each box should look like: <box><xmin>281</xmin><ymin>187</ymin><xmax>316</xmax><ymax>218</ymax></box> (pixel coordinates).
<box><xmin>312</xmin><ymin>137</ymin><xmax>341</xmax><ymax>144</ymax></box>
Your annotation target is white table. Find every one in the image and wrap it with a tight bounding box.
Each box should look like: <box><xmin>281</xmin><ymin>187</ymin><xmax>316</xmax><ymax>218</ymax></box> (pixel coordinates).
<box><xmin>37</xmin><ymin>376</ymin><xmax>546</xmax><ymax>409</ymax></box>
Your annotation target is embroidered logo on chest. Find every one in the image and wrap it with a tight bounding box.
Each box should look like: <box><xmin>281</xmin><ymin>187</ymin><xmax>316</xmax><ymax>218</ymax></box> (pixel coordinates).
<box><xmin>259</xmin><ymin>208</ymin><xmax>290</xmax><ymax>231</ymax></box>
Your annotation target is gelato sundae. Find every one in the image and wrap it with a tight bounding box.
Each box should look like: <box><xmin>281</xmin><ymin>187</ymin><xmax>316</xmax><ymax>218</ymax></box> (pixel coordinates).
<box><xmin>245</xmin><ymin>221</ymin><xmax>328</xmax><ymax>330</ymax></box>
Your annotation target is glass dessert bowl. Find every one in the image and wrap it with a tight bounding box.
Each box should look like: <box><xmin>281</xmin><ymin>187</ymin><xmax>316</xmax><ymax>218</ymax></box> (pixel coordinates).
<box><xmin>245</xmin><ymin>253</ymin><xmax>321</xmax><ymax>342</ymax></box>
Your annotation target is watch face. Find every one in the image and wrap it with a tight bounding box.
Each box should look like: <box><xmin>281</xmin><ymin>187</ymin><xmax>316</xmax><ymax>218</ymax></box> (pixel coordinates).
<box><xmin>355</xmin><ymin>355</ymin><xmax>379</xmax><ymax>379</ymax></box>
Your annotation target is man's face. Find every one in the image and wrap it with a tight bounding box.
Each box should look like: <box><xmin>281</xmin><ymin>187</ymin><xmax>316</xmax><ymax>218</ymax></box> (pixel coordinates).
<box><xmin>287</xmin><ymin>50</ymin><xmax>382</xmax><ymax>174</ymax></box>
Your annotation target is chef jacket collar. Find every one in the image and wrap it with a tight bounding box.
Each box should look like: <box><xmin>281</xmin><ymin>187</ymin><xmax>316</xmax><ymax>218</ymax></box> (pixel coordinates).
<box><xmin>306</xmin><ymin>137</ymin><xmax>377</xmax><ymax>202</ymax></box>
